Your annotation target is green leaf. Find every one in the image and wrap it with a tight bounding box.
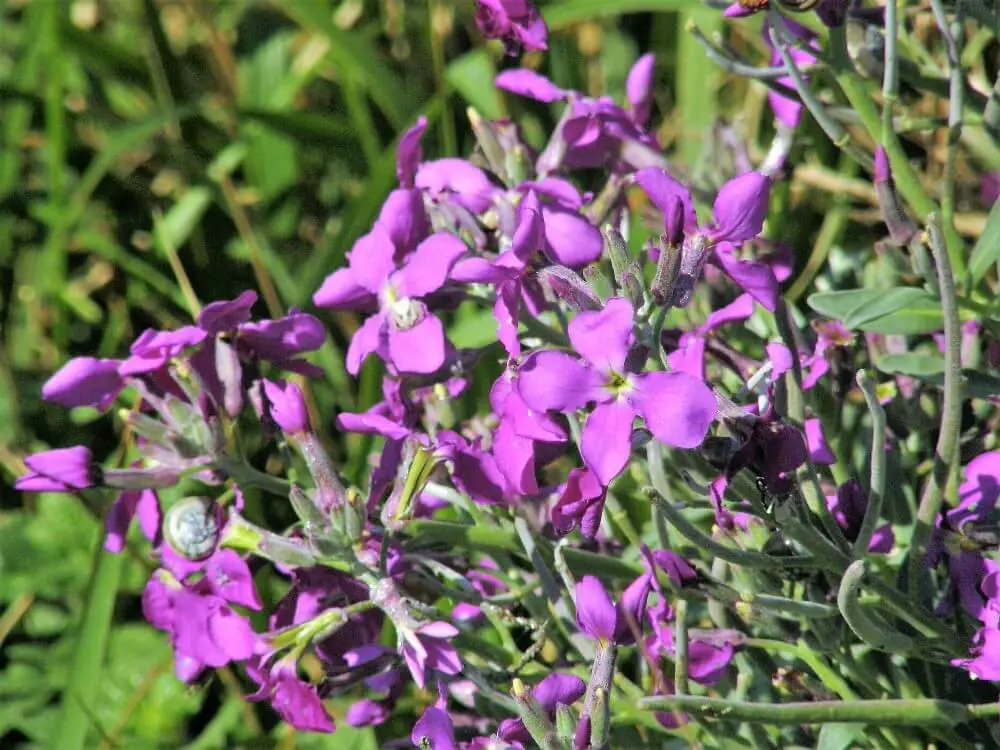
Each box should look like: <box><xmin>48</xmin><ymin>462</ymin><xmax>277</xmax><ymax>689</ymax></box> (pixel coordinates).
<box><xmin>446</xmin><ymin>49</ymin><xmax>504</xmax><ymax>121</ymax></box>
<box><xmin>544</xmin><ymin>0</ymin><xmax>690</xmax><ymax>29</ymax></box>
<box><xmin>875</xmin><ymin>353</ymin><xmax>946</xmax><ymax>376</ymax></box>
<box><xmin>842</xmin><ymin>287</ymin><xmax>934</xmax><ymax>329</ymax></box>
<box><xmin>967</xmin><ymin>199</ymin><xmax>1000</xmax><ymax>284</ymax></box>
<box><xmin>817</xmin><ymin>723</ymin><xmax>868</xmax><ymax>750</ymax></box>
<box><xmin>449</xmin><ymin>302</ymin><xmax>498</xmax><ymax>348</ymax></box>
<box><xmin>806</xmin><ymin>289</ymin><xmax>885</xmax><ymax>321</ymax></box>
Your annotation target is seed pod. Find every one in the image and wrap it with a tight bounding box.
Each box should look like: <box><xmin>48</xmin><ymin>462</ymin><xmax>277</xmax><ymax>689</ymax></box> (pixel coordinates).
<box><xmin>163</xmin><ymin>496</ymin><xmax>219</xmax><ymax>561</ymax></box>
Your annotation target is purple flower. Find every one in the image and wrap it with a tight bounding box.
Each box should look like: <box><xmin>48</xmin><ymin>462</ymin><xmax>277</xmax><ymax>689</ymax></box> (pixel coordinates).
<box><xmin>252</xmin><ymin>378</ymin><xmax>310</xmax><ymax>435</ymax></box>
<box><xmin>198</xmin><ymin>290</ymin><xmax>257</xmax><ymax>334</ymax></box>
<box><xmin>119</xmin><ymin>326</ymin><xmax>208</xmax><ymax>376</ymax></box>
<box><xmin>724</xmin><ymin>404</ymin><xmax>807</xmax><ymax>496</ymax></box>
<box><xmin>400</xmin><ymin>621</ymin><xmax>463</xmax><ymax>690</ymax></box>
<box><xmin>248</xmin><ymin>658</ymin><xmax>335</xmax><ymax>733</ymax></box>
<box><xmin>498</xmin><ymin>672</ymin><xmax>587</xmax><ymax>746</ymax></box>
<box><xmin>490</xmin><ymin>368</ymin><xmax>568</xmax><ymax>495</ymax></box>
<box><xmin>517</xmin><ymin>179</ymin><xmax>604</xmax><ymax>267</ymax></box>
<box><xmin>415</xmin><ymin>159</ymin><xmax>497</xmax><ymax>216</ymax></box>
<box><xmin>667</xmin><ymin>294</ymin><xmax>755</xmax><ymax>380</ymax></box>
<box><xmin>495</xmin><ymin>68</ymin><xmax>659</xmax><ymax>172</ymax></box>
<box><xmin>314</xmin><ymin>228</ymin><xmax>467</xmax><ymax>375</ymax></box>
<box><xmin>142</xmin><ymin>571</ymin><xmax>257</xmax><ymax>682</ymax></box>
<box><xmin>552</xmin><ymin>467</ymin><xmax>607</xmax><ymax>538</ymax></box>
<box><xmin>635</xmin><ymin>167</ymin><xmax>773</xmax><ymax>309</ymax></box>
<box><xmin>805</xmin><ymin>418</ymin><xmax>836</xmax><ymax>465</ymax></box>
<box><xmin>626</xmin><ymin>54</ymin><xmax>656</xmax><ymax>128</ymax></box>
<box><xmin>346</xmin><ymin>699</ymin><xmax>390</xmax><ymax>728</ymax></box>
<box><xmin>575</xmin><ymin>574</ymin><xmax>652</xmax><ymax>646</ymax></box>
<box><xmin>104</xmin><ymin>489</ymin><xmax>161</xmax><ymax>553</ymax></box>
<box><xmin>518</xmin><ymin>298</ymin><xmax>717</xmax><ymax>485</ymax></box>
<box><xmin>827</xmin><ymin>479</ymin><xmax>895</xmax><ymax>554</ymax></box>
<box><xmin>475</xmin><ymin>0</ymin><xmax>547</xmax><ymax>55</ymax></box>
<box><xmin>763</xmin><ymin>19</ymin><xmax>817</xmax><ymax>129</ymax></box>
<box><xmin>412</xmin><ymin>684</ymin><xmax>456</xmax><ymax>749</ymax></box>
<box><xmin>16</xmin><ymin>446</ymin><xmax>96</xmax><ymax>492</ymax></box>
<box><xmin>42</xmin><ymin>356</ymin><xmax>123</xmax><ymax>410</ymax></box>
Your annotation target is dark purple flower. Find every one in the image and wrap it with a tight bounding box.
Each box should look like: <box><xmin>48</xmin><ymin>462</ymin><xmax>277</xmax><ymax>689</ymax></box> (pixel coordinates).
<box><xmin>42</xmin><ymin>356</ymin><xmax>124</xmax><ymax>410</ymax></box>
<box><xmin>552</xmin><ymin>467</ymin><xmax>607</xmax><ymax>538</ymax></box>
<box><xmin>198</xmin><ymin>290</ymin><xmax>257</xmax><ymax>335</ymax></box>
<box><xmin>119</xmin><ymin>326</ymin><xmax>208</xmax><ymax>376</ymax></box>
<box><xmin>827</xmin><ymin>479</ymin><xmax>895</xmax><ymax>554</ymax></box>
<box><xmin>235</xmin><ymin>311</ymin><xmax>325</xmax><ymax>370</ymax></box>
<box><xmin>475</xmin><ymin>0</ymin><xmax>547</xmax><ymax>55</ymax></box>
<box><xmin>314</xmin><ymin>228</ymin><xmax>466</xmax><ymax>375</ymax></box>
<box><xmin>412</xmin><ymin>684</ymin><xmax>456</xmax><ymax>749</ymax></box>
<box><xmin>247</xmin><ymin>658</ymin><xmax>335</xmax><ymax>733</ymax></box>
<box><xmin>518</xmin><ymin>298</ymin><xmax>717</xmax><ymax>485</ymax></box>
<box><xmin>16</xmin><ymin>446</ymin><xmax>96</xmax><ymax>492</ymax></box>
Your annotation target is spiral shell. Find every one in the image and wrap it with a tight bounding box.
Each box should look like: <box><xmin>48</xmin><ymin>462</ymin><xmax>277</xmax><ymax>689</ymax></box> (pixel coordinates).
<box><xmin>163</xmin><ymin>496</ymin><xmax>218</xmax><ymax>561</ymax></box>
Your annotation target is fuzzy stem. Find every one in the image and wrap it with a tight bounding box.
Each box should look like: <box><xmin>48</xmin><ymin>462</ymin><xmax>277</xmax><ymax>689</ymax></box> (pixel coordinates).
<box><xmin>673</xmin><ymin>598</ymin><xmax>689</xmax><ymax>695</ymax></box>
<box><xmin>929</xmin><ymin>0</ymin><xmax>964</xmax><ymax>236</ymax></box>
<box><xmin>881</xmin><ymin>0</ymin><xmax>899</xmax><ymax>149</ymax></box>
<box><xmin>854</xmin><ymin>371</ymin><xmax>888</xmax><ymax>557</ymax></box>
<box><xmin>909</xmin><ymin>214</ymin><xmax>964</xmax><ymax>598</ymax></box>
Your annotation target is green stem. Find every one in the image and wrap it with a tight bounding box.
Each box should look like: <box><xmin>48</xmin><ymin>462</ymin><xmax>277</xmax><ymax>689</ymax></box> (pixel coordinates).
<box><xmin>909</xmin><ymin>214</ymin><xmax>963</xmax><ymax>598</ymax></box>
<box><xmin>838</xmin><ymin>561</ymin><xmax>914</xmax><ymax>653</ymax></box>
<box><xmin>649</xmin><ymin>490</ymin><xmax>824</xmax><ymax>570</ymax></box>
<box><xmin>673</xmin><ymin>599</ymin><xmax>689</xmax><ymax>695</ymax></box>
<box><xmin>854</xmin><ymin>371</ymin><xmax>887</xmax><ymax>557</ymax></box>
<box><xmin>638</xmin><ymin>696</ymin><xmax>972</xmax><ymax>727</ymax></box>
<box><xmin>828</xmin><ymin>25</ymin><xmax>965</xmax><ymax>278</ymax></box>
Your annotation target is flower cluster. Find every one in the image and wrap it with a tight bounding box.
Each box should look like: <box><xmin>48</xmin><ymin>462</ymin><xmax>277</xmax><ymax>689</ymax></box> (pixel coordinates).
<box><xmin>18</xmin><ymin>0</ymin><xmax>1000</xmax><ymax>744</ymax></box>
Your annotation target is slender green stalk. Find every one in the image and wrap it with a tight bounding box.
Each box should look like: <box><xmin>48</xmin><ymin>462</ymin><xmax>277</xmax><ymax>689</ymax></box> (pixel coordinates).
<box><xmin>838</xmin><ymin>561</ymin><xmax>914</xmax><ymax>653</ymax></box>
<box><xmin>929</xmin><ymin>0</ymin><xmax>964</xmax><ymax>233</ymax></box>
<box><xmin>881</xmin><ymin>0</ymin><xmax>899</xmax><ymax>148</ymax></box>
<box><xmin>909</xmin><ymin>215</ymin><xmax>963</xmax><ymax>597</ymax></box>
<box><xmin>649</xmin><ymin>490</ymin><xmax>824</xmax><ymax>570</ymax></box>
<box><xmin>854</xmin><ymin>371</ymin><xmax>887</xmax><ymax>556</ymax></box>
<box><xmin>673</xmin><ymin>598</ymin><xmax>689</xmax><ymax>695</ymax></box>
<box><xmin>827</xmin><ymin>25</ymin><xmax>965</xmax><ymax>278</ymax></box>
<box><xmin>638</xmin><ymin>696</ymin><xmax>974</xmax><ymax>727</ymax></box>
<box><xmin>769</xmin><ymin>20</ymin><xmax>870</xmax><ymax>168</ymax></box>
<box><xmin>56</xmin><ymin>547</ymin><xmax>123</xmax><ymax>750</ymax></box>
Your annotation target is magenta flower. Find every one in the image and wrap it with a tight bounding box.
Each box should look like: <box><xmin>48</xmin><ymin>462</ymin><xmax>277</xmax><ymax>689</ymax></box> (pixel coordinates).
<box><xmin>252</xmin><ymin>378</ymin><xmax>309</xmax><ymax>435</ymax></box>
<box><xmin>475</xmin><ymin>0</ymin><xmax>547</xmax><ymax>55</ymax></box>
<box><xmin>16</xmin><ymin>446</ymin><xmax>96</xmax><ymax>492</ymax></box>
<box><xmin>516</xmin><ymin>179</ymin><xmax>604</xmax><ymax>267</ymax></box>
<box><xmin>313</xmin><ymin>228</ymin><xmax>467</xmax><ymax>375</ymax></box>
<box><xmin>42</xmin><ymin>356</ymin><xmax>123</xmax><ymax>410</ymax></box>
<box><xmin>953</xmin><ymin>626</ymin><xmax>1000</xmax><ymax>681</ymax></box>
<box><xmin>399</xmin><ymin>621</ymin><xmax>463</xmax><ymax>690</ymax></box>
<box><xmin>104</xmin><ymin>488</ymin><xmax>161</xmax><ymax>553</ymax></box>
<box><xmin>636</xmin><ymin>166</ymin><xmax>772</xmax><ymax>308</ymax></box>
<box><xmin>142</xmin><ymin>571</ymin><xmax>257</xmax><ymax>682</ymax></box>
<box><xmin>120</xmin><ymin>326</ymin><xmax>207</xmax><ymax>376</ymax></box>
<box><xmin>346</xmin><ymin>699</ymin><xmax>389</xmax><ymax>728</ymax></box>
<box><xmin>575</xmin><ymin>574</ymin><xmax>652</xmax><ymax>646</ymax></box>
<box><xmin>518</xmin><ymin>298</ymin><xmax>717</xmax><ymax>485</ymax></box>
<box><xmin>552</xmin><ymin>467</ymin><xmax>607</xmax><ymax>539</ymax></box>
<box><xmin>667</xmin><ymin>294</ymin><xmax>755</xmax><ymax>380</ymax></box>
<box><xmin>626</xmin><ymin>53</ymin><xmax>656</xmax><ymax>128</ymax></box>
<box><xmin>248</xmin><ymin>658</ymin><xmax>335</xmax><ymax>733</ymax></box>
<box><xmin>412</xmin><ymin>684</ymin><xmax>456</xmax><ymax>749</ymax></box>
<box><xmin>763</xmin><ymin>19</ymin><xmax>817</xmax><ymax>129</ymax></box>
<box><xmin>498</xmin><ymin>673</ymin><xmax>586</xmax><ymax>747</ymax></box>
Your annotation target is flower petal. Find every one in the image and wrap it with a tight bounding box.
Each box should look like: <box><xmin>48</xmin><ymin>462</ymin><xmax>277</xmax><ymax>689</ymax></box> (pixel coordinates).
<box><xmin>346</xmin><ymin>313</ymin><xmax>387</xmax><ymax>375</ymax></box>
<box><xmin>42</xmin><ymin>356</ymin><xmax>123</xmax><ymax>410</ymax></box>
<box><xmin>575</xmin><ymin>575</ymin><xmax>617</xmax><ymax>642</ymax></box>
<box><xmin>517</xmin><ymin>351</ymin><xmax>604</xmax><ymax>413</ymax></box>
<box><xmin>713</xmin><ymin>246</ymin><xmax>780</xmax><ymax>312</ymax></box>
<box><xmin>631</xmin><ymin>372</ymin><xmax>715</xmax><ymax>449</ymax></box>
<box><xmin>626</xmin><ymin>53</ymin><xmax>656</xmax><ymax>126</ymax></box>
<box><xmin>711</xmin><ymin>172</ymin><xmax>770</xmax><ymax>245</ymax></box>
<box><xmin>634</xmin><ymin>167</ymin><xmax>696</xmax><ymax>233</ymax></box>
<box><xmin>397</xmin><ymin>116</ymin><xmax>427</xmax><ymax>188</ymax></box>
<box><xmin>540</xmin><ymin>206</ymin><xmax>604</xmax><ymax>268</ymax></box>
<box><xmin>198</xmin><ymin>291</ymin><xmax>257</xmax><ymax>334</ymax></box>
<box><xmin>568</xmin><ymin>297</ymin><xmax>635</xmax><ymax>374</ymax></box>
<box><xmin>396</xmin><ymin>232</ymin><xmax>468</xmax><ymax>298</ymax></box>
<box><xmin>581</xmin><ymin>400</ymin><xmax>635</xmax><ymax>485</ymax></box>
<box><xmin>387</xmin><ymin>313</ymin><xmax>447</xmax><ymax>374</ymax></box>
<box><xmin>495</xmin><ymin>68</ymin><xmax>566</xmax><ymax>103</ymax></box>
<box><xmin>347</xmin><ymin>225</ymin><xmax>397</xmax><ymax>294</ymax></box>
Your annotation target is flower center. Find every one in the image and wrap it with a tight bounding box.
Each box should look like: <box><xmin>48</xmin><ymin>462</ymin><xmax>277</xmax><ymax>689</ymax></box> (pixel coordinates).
<box><xmin>606</xmin><ymin>370</ymin><xmax>633</xmax><ymax>396</ymax></box>
<box><xmin>390</xmin><ymin>298</ymin><xmax>423</xmax><ymax>330</ymax></box>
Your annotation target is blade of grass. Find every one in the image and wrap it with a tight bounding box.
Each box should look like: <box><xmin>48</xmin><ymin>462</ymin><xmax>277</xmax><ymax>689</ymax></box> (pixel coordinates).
<box><xmin>54</xmin><ymin>545</ymin><xmax>124</xmax><ymax>750</ymax></box>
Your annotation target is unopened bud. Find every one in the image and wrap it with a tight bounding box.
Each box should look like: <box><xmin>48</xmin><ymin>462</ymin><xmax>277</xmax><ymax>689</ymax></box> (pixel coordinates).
<box><xmin>555</xmin><ymin>703</ymin><xmax>577</xmax><ymax>745</ymax></box>
<box><xmin>589</xmin><ymin>687</ymin><xmax>611</xmax><ymax>750</ymax></box>
<box><xmin>512</xmin><ymin>680</ymin><xmax>559</xmax><ymax>749</ymax></box>
<box><xmin>583</xmin><ymin>264</ymin><xmax>615</xmax><ymax>304</ymax></box>
<box><xmin>601</xmin><ymin>226</ymin><xmax>631</xmax><ymax>286</ymax></box>
<box><xmin>468</xmin><ymin>107</ymin><xmax>507</xmax><ymax>183</ymax></box>
<box><xmin>650</xmin><ymin>239</ymin><xmax>682</xmax><ymax>307</ymax></box>
<box><xmin>621</xmin><ymin>261</ymin><xmax>645</xmax><ymax>309</ymax></box>
<box><xmin>538</xmin><ymin>265</ymin><xmax>603</xmax><ymax>311</ymax></box>
<box><xmin>506</xmin><ymin>144</ymin><xmax>532</xmax><ymax>185</ymax></box>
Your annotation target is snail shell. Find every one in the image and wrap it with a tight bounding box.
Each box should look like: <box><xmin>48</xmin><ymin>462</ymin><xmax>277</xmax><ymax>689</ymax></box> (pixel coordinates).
<box><xmin>163</xmin><ymin>496</ymin><xmax>218</xmax><ymax>561</ymax></box>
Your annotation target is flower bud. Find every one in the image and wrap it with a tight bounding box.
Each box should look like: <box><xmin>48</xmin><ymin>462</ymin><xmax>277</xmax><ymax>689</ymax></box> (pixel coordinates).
<box><xmin>512</xmin><ymin>678</ymin><xmax>559</xmax><ymax>748</ymax></box>
<box><xmin>621</xmin><ymin>261</ymin><xmax>645</xmax><ymax>309</ymax></box>
<box><xmin>583</xmin><ymin>264</ymin><xmax>615</xmax><ymax>304</ymax></box>
<box><xmin>163</xmin><ymin>496</ymin><xmax>218</xmax><ymax>561</ymax></box>
<box><xmin>556</xmin><ymin>704</ymin><xmax>577</xmax><ymax>746</ymax></box>
<box><xmin>468</xmin><ymin>107</ymin><xmax>507</xmax><ymax>183</ymax></box>
<box><xmin>589</xmin><ymin>687</ymin><xmax>611</xmax><ymax>749</ymax></box>
<box><xmin>381</xmin><ymin>438</ymin><xmax>442</xmax><ymax>531</ymax></box>
<box><xmin>650</xmin><ymin>238</ymin><xmax>681</xmax><ymax>307</ymax></box>
<box><xmin>102</xmin><ymin>466</ymin><xmax>181</xmax><ymax>490</ymax></box>
<box><xmin>601</xmin><ymin>226</ymin><xmax>631</xmax><ymax>287</ymax></box>
<box><xmin>214</xmin><ymin>339</ymin><xmax>244</xmax><ymax>417</ymax></box>
<box><xmin>538</xmin><ymin>265</ymin><xmax>603</xmax><ymax>311</ymax></box>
